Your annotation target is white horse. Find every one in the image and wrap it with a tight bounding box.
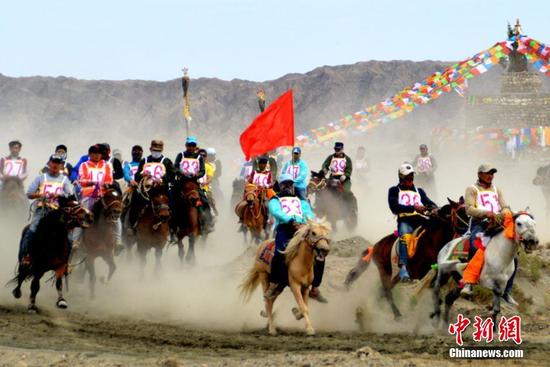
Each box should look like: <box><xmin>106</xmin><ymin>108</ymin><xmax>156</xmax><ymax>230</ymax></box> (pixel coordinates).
<box><xmin>428</xmin><ymin>212</ymin><xmax>539</xmax><ymax>328</ymax></box>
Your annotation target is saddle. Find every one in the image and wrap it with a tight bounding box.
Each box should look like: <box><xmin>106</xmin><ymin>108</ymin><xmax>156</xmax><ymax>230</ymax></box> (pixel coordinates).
<box><xmin>449</xmin><ymin>236</ymin><xmax>471</xmax><ymax>262</ymax></box>
<box><xmin>258</xmin><ymin>240</ymin><xmax>276</xmax><ymax>266</ymax></box>
<box><xmin>390</xmin><ymin>227</ymin><xmax>425</xmax><ymax>279</ymax></box>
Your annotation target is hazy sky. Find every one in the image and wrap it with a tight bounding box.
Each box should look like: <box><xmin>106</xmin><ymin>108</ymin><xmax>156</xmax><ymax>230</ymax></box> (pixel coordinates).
<box><xmin>1</xmin><ymin>0</ymin><xmax>548</xmax><ymax>81</ymax></box>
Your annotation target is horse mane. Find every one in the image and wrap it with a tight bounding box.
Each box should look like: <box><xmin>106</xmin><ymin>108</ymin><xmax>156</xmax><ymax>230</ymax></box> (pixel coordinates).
<box><xmin>283</xmin><ymin>218</ymin><xmax>331</xmax><ymax>264</ymax></box>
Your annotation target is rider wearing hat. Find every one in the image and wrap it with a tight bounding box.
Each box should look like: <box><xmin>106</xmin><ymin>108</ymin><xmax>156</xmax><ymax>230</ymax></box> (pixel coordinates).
<box><xmin>253</xmin><ymin>151</ymin><xmax>278</xmax><ymax>181</ymax></box>
<box><xmin>388</xmin><ymin>163</ymin><xmax>437</xmax><ymax>281</ymax></box>
<box><xmin>41</xmin><ymin>145</ymin><xmax>73</xmax><ymax>177</ymax></box>
<box><xmin>461</xmin><ymin>164</ymin><xmax>517</xmax><ymax>305</ymax></box>
<box><xmin>248</xmin><ymin>156</ymin><xmax>274</xmax><ymax>190</ymax></box>
<box><xmin>174</xmin><ymin>136</ymin><xmax>205</xmax><ymax>180</ymax></box>
<box><xmin>0</xmin><ymin>140</ymin><xmax>28</xmax><ymax>186</ymax></box>
<box><xmin>18</xmin><ymin>154</ymin><xmax>74</xmax><ymax>265</ymax></box>
<box><xmin>320</xmin><ymin>142</ymin><xmax>358</xmax><ymax>215</ymax></box>
<box><xmin>281</xmin><ymin>147</ymin><xmax>309</xmax><ymax>201</ymax></box>
<box><xmin>265</xmin><ymin>173</ymin><xmax>322</xmax><ymax>301</ymax></box>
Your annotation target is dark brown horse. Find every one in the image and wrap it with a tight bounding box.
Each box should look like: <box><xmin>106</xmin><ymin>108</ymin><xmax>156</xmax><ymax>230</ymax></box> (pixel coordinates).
<box><xmin>236</xmin><ymin>184</ymin><xmax>269</xmax><ymax>244</ymax></box>
<box><xmin>12</xmin><ymin>197</ymin><xmax>93</xmax><ymax>311</ymax></box>
<box><xmin>344</xmin><ymin>198</ymin><xmax>468</xmax><ymax>319</ymax></box>
<box><xmin>135</xmin><ymin>185</ymin><xmax>171</xmax><ymax>277</ymax></box>
<box><xmin>0</xmin><ymin>176</ymin><xmax>28</xmax><ymax>221</ymax></box>
<box><xmin>173</xmin><ymin>178</ymin><xmax>201</xmax><ymax>264</ymax></box>
<box><xmin>82</xmin><ymin>189</ymin><xmax>123</xmax><ymax>298</ymax></box>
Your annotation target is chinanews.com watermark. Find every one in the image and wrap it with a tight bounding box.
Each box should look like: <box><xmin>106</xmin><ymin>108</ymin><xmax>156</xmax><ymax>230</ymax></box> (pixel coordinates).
<box><xmin>447</xmin><ymin>313</ymin><xmax>524</xmax><ymax>359</ymax></box>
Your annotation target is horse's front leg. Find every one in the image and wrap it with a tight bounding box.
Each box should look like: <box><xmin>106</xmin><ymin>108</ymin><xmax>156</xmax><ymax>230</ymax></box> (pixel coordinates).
<box><xmin>154</xmin><ymin>247</ymin><xmax>162</xmax><ymax>276</ymax></box>
<box><xmin>12</xmin><ymin>265</ymin><xmax>29</xmax><ymax>299</ymax></box>
<box><xmin>104</xmin><ymin>253</ymin><xmax>117</xmax><ymax>282</ymax></box>
<box><xmin>55</xmin><ymin>277</ymin><xmax>68</xmax><ymax>309</ymax></box>
<box><xmin>289</xmin><ymin>280</ymin><xmax>314</xmax><ymax>336</ymax></box>
<box><xmin>177</xmin><ymin>237</ymin><xmax>185</xmax><ymax>264</ymax></box>
<box><xmin>186</xmin><ymin>236</ymin><xmax>196</xmax><ymax>265</ymax></box>
<box><xmin>491</xmin><ymin>283</ymin><xmax>504</xmax><ymax>331</ymax></box>
<box><xmin>430</xmin><ymin>271</ymin><xmax>447</xmax><ymax>327</ymax></box>
<box><xmin>28</xmin><ymin>272</ymin><xmax>43</xmax><ymax>312</ymax></box>
<box><xmin>85</xmin><ymin>257</ymin><xmax>96</xmax><ymax>299</ymax></box>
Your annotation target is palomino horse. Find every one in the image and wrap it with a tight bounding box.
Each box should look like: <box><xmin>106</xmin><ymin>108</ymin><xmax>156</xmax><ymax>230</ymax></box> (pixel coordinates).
<box><xmin>236</xmin><ymin>184</ymin><xmax>269</xmax><ymax>244</ymax></box>
<box><xmin>82</xmin><ymin>188</ymin><xmax>123</xmax><ymax>298</ymax></box>
<box><xmin>307</xmin><ymin>171</ymin><xmax>356</xmax><ymax>232</ymax></box>
<box><xmin>135</xmin><ymin>185</ymin><xmax>171</xmax><ymax>276</ymax></box>
<box><xmin>12</xmin><ymin>197</ymin><xmax>93</xmax><ymax>311</ymax></box>
<box><xmin>344</xmin><ymin>199</ymin><xmax>468</xmax><ymax>319</ymax></box>
<box><xmin>429</xmin><ymin>212</ymin><xmax>538</xmax><ymax>329</ymax></box>
<box><xmin>0</xmin><ymin>176</ymin><xmax>28</xmax><ymax>221</ymax></box>
<box><xmin>241</xmin><ymin>218</ymin><xmax>331</xmax><ymax>335</ymax></box>
<box><xmin>533</xmin><ymin>164</ymin><xmax>550</xmax><ymax>219</ymax></box>
<box><xmin>173</xmin><ymin>178</ymin><xmax>201</xmax><ymax>264</ymax></box>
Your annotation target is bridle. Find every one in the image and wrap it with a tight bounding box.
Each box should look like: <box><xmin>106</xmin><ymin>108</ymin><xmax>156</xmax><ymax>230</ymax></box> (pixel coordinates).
<box><xmin>450</xmin><ymin>203</ymin><xmax>469</xmax><ymax>235</ymax></box>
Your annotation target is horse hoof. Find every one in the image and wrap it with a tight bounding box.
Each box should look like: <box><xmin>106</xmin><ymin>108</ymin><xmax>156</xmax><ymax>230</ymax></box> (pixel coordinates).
<box><xmin>56</xmin><ymin>299</ymin><xmax>68</xmax><ymax>309</ymax></box>
<box><xmin>394</xmin><ymin>314</ymin><xmax>402</xmax><ymax>321</ymax></box>
<box><xmin>268</xmin><ymin>328</ymin><xmax>277</xmax><ymax>336</ymax></box>
<box><xmin>260</xmin><ymin>310</ymin><xmax>267</xmax><ymax>318</ymax></box>
<box><xmin>27</xmin><ymin>305</ymin><xmax>38</xmax><ymax>313</ymax></box>
<box><xmin>306</xmin><ymin>328</ymin><xmax>316</xmax><ymax>336</ymax></box>
<box><xmin>292</xmin><ymin>307</ymin><xmax>304</xmax><ymax>320</ymax></box>
<box><xmin>12</xmin><ymin>288</ymin><xmax>22</xmax><ymax>299</ymax></box>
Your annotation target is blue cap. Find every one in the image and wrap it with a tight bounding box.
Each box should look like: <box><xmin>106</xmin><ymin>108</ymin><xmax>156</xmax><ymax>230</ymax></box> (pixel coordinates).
<box><xmin>186</xmin><ymin>136</ymin><xmax>198</xmax><ymax>145</ymax></box>
<box><xmin>292</xmin><ymin>147</ymin><xmax>301</xmax><ymax>154</ymax></box>
<box><xmin>279</xmin><ymin>173</ymin><xmax>294</xmax><ymax>183</ymax></box>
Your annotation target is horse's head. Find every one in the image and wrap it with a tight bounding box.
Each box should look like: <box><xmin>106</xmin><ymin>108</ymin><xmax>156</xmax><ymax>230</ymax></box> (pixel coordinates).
<box><xmin>101</xmin><ymin>188</ymin><xmax>123</xmax><ymax>223</ymax></box>
<box><xmin>305</xmin><ymin>217</ymin><xmax>332</xmax><ymax>260</ymax></box>
<box><xmin>151</xmin><ymin>189</ymin><xmax>171</xmax><ymax>223</ymax></box>
<box><xmin>445</xmin><ymin>196</ymin><xmax>469</xmax><ymax>235</ymax></box>
<box><xmin>1</xmin><ymin>176</ymin><xmax>24</xmax><ymax>197</ymax></box>
<box><xmin>244</xmin><ymin>184</ymin><xmax>258</xmax><ymax>206</ymax></box>
<box><xmin>514</xmin><ymin>212</ymin><xmax>539</xmax><ymax>253</ymax></box>
<box><xmin>181</xmin><ymin>180</ymin><xmax>201</xmax><ymax>206</ymax></box>
<box><xmin>59</xmin><ymin>196</ymin><xmax>94</xmax><ymax>229</ymax></box>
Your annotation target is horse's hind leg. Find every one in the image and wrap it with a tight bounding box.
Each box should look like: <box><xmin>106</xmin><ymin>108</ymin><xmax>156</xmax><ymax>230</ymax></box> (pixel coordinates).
<box><xmin>430</xmin><ymin>271</ymin><xmax>449</xmax><ymax>327</ymax></box>
<box><xmin>154</xmin><ymin>248</ymin><xmax>162</xmax><ymax>275</ymax></box>
<box><xmin>186</xmin><ymin>236</ymin><xmax>196</xmax><ymax>265</ymax></box>
<box><xmin>177</xmin><ymin>240</ymin><xmax>185</xmax><ymax>264</ymax></box>
<box><xmin>28</xmin><ymin>273</ymin><xmax>43</xmax><ymax>312</ymax></box>
<box><xmin>384</xmin><ymin>287</ymin><xmax>402</xmax><ymax>320</ymax></box>
<box><xmin>491</xmin><ymin>283</ymin><xmax>503</xmax><ymax>331</ymax></box>
<box><xmin>104</xmin><ymin>254</ymin><xmax>117</xmax><ymax>282</ymax></box>
<box><xmin>85</xmin><ymin>257</ymin><xmax>96</xmax><ymax>299</ymax></box>
<box><xmin>12</xmin><ymin>265</ymin><xmax>29</xmax><ymax>299</ymax></box>
<box><xmin>55</xmin><ymin>277</ymin><xmax>68</xmax><ymax>309</ymax></box>
<box><xmin>443</xmin><ymin>285</ymin><xmax>461</xmax><ymax>325</ymax></box>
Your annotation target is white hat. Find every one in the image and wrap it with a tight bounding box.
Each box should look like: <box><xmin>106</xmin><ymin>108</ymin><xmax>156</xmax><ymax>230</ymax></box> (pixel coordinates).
<box><xmin>206</xmin><ymin>147</ymin><xmax>216</xmax><ymax>155</ymax></box>
<box><xmin>398</xmin><ymin>163</ymin><xmax>415</xmax><ymax>176</ymax></box>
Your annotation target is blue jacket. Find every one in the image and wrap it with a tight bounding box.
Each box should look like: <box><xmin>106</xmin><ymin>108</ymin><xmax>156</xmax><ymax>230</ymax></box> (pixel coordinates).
<box><xmin>70</xmin><ymin>154</ymin><xmax>89</xmax><ymax>182</ymax></box>
<box><xmin>123</xmin><ymin>160</ymin><xmax>140</xmax><ymax>183</ymax></box>
<box><xmin>281</xmin><ymin>159</ymin><xmax>309</xmax><ymax>189</ymax></box>
<box><xmin>268</xmin><ymin>194</ymin><xmax>314</xmax><ymax>226</ymax></box>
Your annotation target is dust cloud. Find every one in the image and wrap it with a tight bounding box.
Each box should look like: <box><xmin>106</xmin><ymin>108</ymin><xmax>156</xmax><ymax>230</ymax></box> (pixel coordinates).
<box><xmin>1</xmin><ymin>109</ymin><xmax>549</xmax><ymax>335</ymax></box>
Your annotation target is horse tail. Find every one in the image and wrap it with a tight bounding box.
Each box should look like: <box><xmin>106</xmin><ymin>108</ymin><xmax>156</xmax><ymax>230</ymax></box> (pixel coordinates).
<box><xmin>413</xmin><ymin>264</ymin><xmax>438</xmax><ymax>296</ymax></box>
<box><xmin>240</xmin><ymin>266</ymin><xmax>261</xmax><ymax>303</ymax></box>
<box><xmin>344</xmin><ymin>246</ymin><xmax>374</xmax><ymax>289</ymax></box>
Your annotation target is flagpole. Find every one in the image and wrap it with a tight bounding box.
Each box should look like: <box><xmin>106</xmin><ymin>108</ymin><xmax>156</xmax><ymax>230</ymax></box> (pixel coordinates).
<box><xmin>182</xmin><ymin>68</ymin><xmax>191</xmax><ymax>137</ymax></box>
<box><xmin>257</xmin><ymin>89</ymin><xmax>266</xmax><ymax>113</ymax></box>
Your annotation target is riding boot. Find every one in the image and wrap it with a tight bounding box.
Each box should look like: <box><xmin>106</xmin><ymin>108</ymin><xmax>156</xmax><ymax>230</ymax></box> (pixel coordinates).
<box><xmin>19</xmin><ymin>229</ymin><xmax>34</xmax><ymax>263</ymax></box>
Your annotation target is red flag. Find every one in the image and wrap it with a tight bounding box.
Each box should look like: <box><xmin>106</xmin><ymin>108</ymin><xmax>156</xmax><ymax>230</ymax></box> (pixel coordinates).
<box><xmin>240</xmin><ymin>90</ymin><xmax>294</xmax><ymax>160</ymax></box>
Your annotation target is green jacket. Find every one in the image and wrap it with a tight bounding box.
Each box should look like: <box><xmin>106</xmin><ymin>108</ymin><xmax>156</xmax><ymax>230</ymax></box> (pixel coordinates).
<box><xmin>321</xmin><ymin>153</ymin><xmax>353</xmax><ymax>178</ymax></box>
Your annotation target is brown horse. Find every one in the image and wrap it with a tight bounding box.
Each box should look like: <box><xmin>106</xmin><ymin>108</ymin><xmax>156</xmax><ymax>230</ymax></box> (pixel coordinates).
<box><xmin>0</xmin><ymin>176</ymin><xmax>28</xmax><ymax>221</ymax></box>
<box><xmin>173</xmin><ymin>178</ymin><xmax>201</xmax><ymax>264</ymax></box>
<box><xmin>12</xmin><ymin>197</ymin><xmax>93</xmax><ymax>311</ymax></box>
<box><xmin>135</xmin><ymin>185</ymin><xmax>171</xmax><ymax>277</ymax></box>
<box><xmin>307</xmin><ymin>171</ymin><xmax>356</xmax><ymax>232</ymax></box>
<box><xmin>344</xmin><ymin>198</ymin><xmax>468</xmax><ymax>319</ymax></box>
<box><xmin>241</xmin><ymin>218</ymin><xmax>331</xmax><ymax>335</ymax></box>
<box><xmin>236</xmin><ymin>184</ymin><xmax>269</xmax><ymax>244</ymax></box>
<box><xmin>82</xmin><ymin>189</ymin><xmax>123</xmax><ymax>298</ymax></box>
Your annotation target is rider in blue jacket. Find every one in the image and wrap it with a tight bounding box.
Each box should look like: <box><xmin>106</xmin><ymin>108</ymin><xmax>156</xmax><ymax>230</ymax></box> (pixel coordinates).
<box><xmin>280</xmin><ymin>147</ymin><xmax>309</xmax><ymax>200</ymax></box>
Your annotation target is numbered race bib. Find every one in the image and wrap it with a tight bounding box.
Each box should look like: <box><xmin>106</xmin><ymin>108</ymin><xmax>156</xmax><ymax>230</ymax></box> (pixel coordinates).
<box><xmin>252</xmin><ymin>173</ymin><xmax>270</xmax><ymax>188</ymax></box>
<box><xmin>3</xmin><ymin>159</ymin><xmax>24</xmax><ymax>176</ymax></box>
<box><xmin>39</xmin><ymin>180</ymin><xmax>64</xmax><ymax>197</ymax></box>
<box><xmin>88</xmin><ymin>167</ymin><xmax>106</xmax><ymax>184</ymax></box>
<box><xmin>416</xmin><ymin>157</ymin><xmax>432</xmax><ymax>173</ymax></box>
<box><xmin>476</xmin><ymin>190</ymin><xmax>500</xmax><ymax>213</ymax></box>
<box><xmin>398</xmin><ymin>190</ymin><xmax>422</xmax><ymax>206</ymax></box>
<box><xmin>330</xmin><ymin>158</ymin><xmax>346</xmax><ymax>176</ymax></box>
<box><xmin>143</xmin><ymin>163</ymin><xmax>166</xmax><ymax>181</ymax></box>
<box><xmin>285</xmin><ymin>164</ymin><xmax>300</xmax><ymax>179</ymax></box>
<box><xmin>180</xmin><ymin>158</ymin><xmax>200</xmax><ymax>175</ymax></box>
<box><xmin>244</xmin><ymin>165</ymin><xmax>253</xmax><ymax>178</ymax></box>
<box><xmin>279</xmin><ymin>196</ymin><xmax>303</xmax><ymax>217</ymax></box>
<box><xmin>129</xmin><ymin>165</ymin><xmax>139</xmax><ymax>179</ymax></box>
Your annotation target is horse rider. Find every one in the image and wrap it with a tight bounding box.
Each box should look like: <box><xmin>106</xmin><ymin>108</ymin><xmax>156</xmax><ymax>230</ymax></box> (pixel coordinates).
<box><xmin>41</xmin><ymin>145</ymin><xmax>73</xmax><ymax>177</ymax></box>
<box><xmin>265</xmin><ymin>173</ymin><xmax>330</xmax><ymax>302</ymax></box>
<box><xmin>206</xmin><ymin>147</ymin><xmax>223</xmax><ymax>200</ymax></box>
<box><xmin>121</xmin><ymin>145</ymin><xmax>143</xmax><ymax>223</ymax></box>
<box><xmin>320</xmin><ymin>141</ymin><xmax>358</xmax><ymax>215</ymax></box>
<box><xmin>239</xmin><ymin>158</ymin><xmax>254</xmax><ymax>180</ymax></box>
<box><xmin>388</xmin><ymin>163</ymin><xmax>437</xmax><ymax>281</ymax></box>
<box><xmin>461</xmin><ymin>164</ymin><xmax>518</xmax><ymax>305</ymax></box>
<box><xmin>281</xmin><ymin>147</ymin><xmax>309</xmax><ymax>201</ymax></box>
<box><xmin>411</xmin><ymin>144</ymin><xmax>437</xmax><ymax>197</ymax></box>
<box><xmin>197</xmin><ymin>148</ymin><xmax>216</xmax><ymax>231</ymax></box>
<box><xmin>73</xmin><ymin>144</ymin><xmax>120</xmax><ymax>250</ymax></box>
<box><xmin>100</xmin><ymin>143</ymin><xmax>124</xmax><ymax>191</ymax></box>
<box><xmin>0</xmin><ymin>140</ymin><xmax>28</xmax><ymax>188</ymax></box>
<box><xmin>18</xmin><ymin>154</ymin><xmax>74</xmax><ymax>266</ymax></box>
<box><xmin>253</xmin><ymin>150</ymin><xmax>278</xmax><ymax>181</ymax></box>
<box><xmin>248</xmin><ymin>156</ymin><xmax>274</xmax><ymax>191</ymax></box>
<box><xmin>355</xmin><ymin>146</ymin><xmax>370</xmax><ymax>181</ymax></box>
<box><xmin>129</xmin><ymin>140</ymin><xmax>175</xmax><ymax>236</ymax></box>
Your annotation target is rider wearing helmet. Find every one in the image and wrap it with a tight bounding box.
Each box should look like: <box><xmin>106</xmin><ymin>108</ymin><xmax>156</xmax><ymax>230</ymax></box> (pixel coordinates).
<box><xmin>388</xmin><ymin>163</ymin><xmax>437</xmax><ymax>281</ymax></box>
<box><xmin>281</xmin><ymin>147</ymin><xmax>309</xmax><ymax>201</ymax></box>
<box><xmin>41</xmin><ymin>145</ymin><xmax>73</xmax><ymax>177</ymax></box>
<box><xmin>264</xmin><ymin>173</ymin><xmax>318</xmax><ymax>300</ymax></box>
<box><xmin>320</xmin><ymin>142</ymin><xmax>358</xmax><ymax>215</ymax></box>
<box><xmin>461</xmin><ymin>164</ymin><xmax>517</xmax><ymax>305</ymax></box>
<box><xmin>174</xmin><ymin>136</ymin><xmax>205</xmax><ymax>180</ymax></box>
<box><xmin>18</xmin><ymin>154</ymin><xmax>74</xmax><ymax>265</ymax></box>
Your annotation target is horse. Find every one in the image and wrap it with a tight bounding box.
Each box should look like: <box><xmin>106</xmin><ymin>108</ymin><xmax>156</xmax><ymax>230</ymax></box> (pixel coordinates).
<box><xmin>82</xmin><ymin>188</ymin><xmax>123</xmax><ymax>298</ymax></box>
<box><xmin>231</xmin><ymin>178</ymin><xmax>245</xmax><ymax>213</ymax></box>
<box><xmin>0</xmin><ymin>176</ymin><xmax>28</xmax><ymax>221</ymax></box>
<box><xmin>135</xmin><ymin>185</ymin><xmax>171</xmax><ymax>277</ymax></box>
<box><xmin>429</xmin><ymin>212</ymin><xmax>538</xmax><ymax>329</ymax></box>
<box><xmin>240</xmin><ymin>218</ymin><xmax>331</xmax><ymax>336</ymax></box>
<box><xmin>533</xmin><ymin>164</ymin><xmax>550</xmax><ymax>219</ymax></box>
<box><xmin>173</xmin><ymin>178</ymin><xmax>201</xmax><ymax>264</ymax></box>
<box><xmin>236</xmin><ymin>184</ymin><xmax>269</xmax><ymax>244</ymax></box>
<box><xmin>307</xmin><ymin>171</ymin><xmax>356</xmax><ymax>232</ymax></box>
<box><xmin>344</xmin><ymin>198</ymin><xmax>469</xmax><ymax>320</ymax></box>
<box><xmin>11</xmin><ymin>197</ymin><xmax>93</xmax><ymax>312</ymax></box>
